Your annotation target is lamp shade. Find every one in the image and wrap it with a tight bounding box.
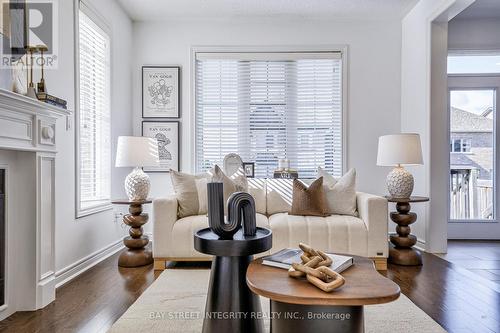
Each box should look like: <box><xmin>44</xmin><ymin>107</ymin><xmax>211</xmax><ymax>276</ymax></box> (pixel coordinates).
<box><xmin>115</xmin><ymin>136</ymin><xmax>159</xmax><ymax>167</ymax></box>
<box><xmin>377</xmin><ymin>133</ymin><xmax>423</xmax><ymax>166</ymax></box>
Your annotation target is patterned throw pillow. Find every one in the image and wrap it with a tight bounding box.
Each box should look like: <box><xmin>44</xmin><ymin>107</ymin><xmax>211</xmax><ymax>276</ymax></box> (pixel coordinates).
<box><xmin>317</xmin><ymin>167</ymin><xmax>357</xmax><ymax>216</ymax></box>
<box><xmin>290</xmin><ymin>177</ymin><xmax>329</xmax><ymax>217</ymax></box>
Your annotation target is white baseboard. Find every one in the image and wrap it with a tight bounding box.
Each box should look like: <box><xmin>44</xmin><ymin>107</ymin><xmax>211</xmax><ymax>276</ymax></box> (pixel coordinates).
<box><xmin>55</xmin><ymin>239</ymin><xmax>124</xmax><ymax>288</ymax></box>
<box><xmin>415</xmin><ymin>239</ymin><xmax>426</xmax><ymax>252</ymax></box>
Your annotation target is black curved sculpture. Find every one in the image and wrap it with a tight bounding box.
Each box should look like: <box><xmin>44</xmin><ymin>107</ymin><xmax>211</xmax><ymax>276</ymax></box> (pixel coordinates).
<box><xmin>207</xmin><ymin>182</ymin><xmax>256</xmax><ymax>239</ymax></box>
<box><xmin>228</xmin><ymin>191</ymin><xmax>257</xmax><ymax>236</ymax></box>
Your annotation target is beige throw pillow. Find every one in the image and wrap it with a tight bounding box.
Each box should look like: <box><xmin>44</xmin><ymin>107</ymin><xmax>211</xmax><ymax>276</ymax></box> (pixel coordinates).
<box><xmin>170</xmin><ymin>165</ymin><xmax>249</xmax><ymax>218</ymax></box>
<box><xmin>317</xmin><ymin>167</ymin><xmax>357</xmax><ymax>216</ymax></box>
<box><xmin>211</xmin><ymin>165</ymin><xmax>249</xmax><ymax>215</ymax></box>
<box><xmin>170</xmin><ymin>169</ymin><xmax>211</xmax><ymax>218</ymax></box>
<box><xmin>247</xmin><ymin>178</ymin><xmax>266</xmax><ymax>215</ymax></box>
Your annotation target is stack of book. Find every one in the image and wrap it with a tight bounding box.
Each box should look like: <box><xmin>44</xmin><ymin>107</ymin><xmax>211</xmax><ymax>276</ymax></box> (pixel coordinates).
<box><xmin>262</xmin><ymin>248</ymin><xmax>354</xmax><ymax>273</ymax></box>
<box><xmin>36</xmin><ymin>93</ymin><xmax>67</xmax><ymax>109</ymax></box>
<box><xmin>273</xmin><ymin>169</ymin><xmax>299</xmax><ymax>179</ymax></box>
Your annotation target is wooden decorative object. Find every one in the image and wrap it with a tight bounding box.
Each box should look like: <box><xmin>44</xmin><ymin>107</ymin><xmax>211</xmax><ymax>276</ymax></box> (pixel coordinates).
<box><xmin>207</xmin><ymin>182</ymin><xmax>256</xmax><ymax>239</ymax></box>
<box><xmin>307</xmin><ymin>267</ymin><xmax>346</xmax><ymax>292</ymax></box>
<box><xmin>287</xmin><ymin>243</ymin><xmax>343</xmax><ymax>293</ymax></box>
<box><xmin>111</xmin><ymin>199</ymin><xmax>153</xmax><ymax>267</ymax></box>
<box><xmin>386</xmin><ymin>196</ymin><xmax>429</xmax><ymax>266</ymax></box>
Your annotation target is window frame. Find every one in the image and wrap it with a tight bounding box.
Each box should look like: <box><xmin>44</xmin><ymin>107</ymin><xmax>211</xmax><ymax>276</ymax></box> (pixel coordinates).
<box><xmin>190</xmin><ymin>45</ymin><xmax>348</xmax><ymax>177</ymax></box>
<box><xmin>74</xmin><ymin>0</ymin><xmax>113</xmax><ymax>218</ymax></box>
<box><xmin>450</xmin><ymin>138</ymin><xmax>472</xmax><ymax>153</ymax></box>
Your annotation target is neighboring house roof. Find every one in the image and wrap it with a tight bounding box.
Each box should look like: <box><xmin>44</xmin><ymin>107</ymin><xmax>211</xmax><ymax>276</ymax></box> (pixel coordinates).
<box><xmin>451</xmin><ymin>107</ymin><xmax>493</xmax><ymax>132</ymax></box>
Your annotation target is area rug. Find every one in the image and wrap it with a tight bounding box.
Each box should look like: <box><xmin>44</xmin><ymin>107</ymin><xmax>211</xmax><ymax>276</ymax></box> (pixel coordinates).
<box><xmin>109</xmin><ymin>269</ymin><xmax>446</xmax><ymax>333</ymax></box>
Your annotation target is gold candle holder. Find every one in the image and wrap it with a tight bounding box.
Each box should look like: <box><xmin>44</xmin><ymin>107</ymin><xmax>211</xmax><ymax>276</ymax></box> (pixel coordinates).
<box><xmin>26</xmin><ymin>46</ymin><xmax>38</xmax><ymax>99</ymax></box>
<box><xmin>36</xmin><ymin>44</ymin><xmax>48</xmax><ymax>93</ymax></box>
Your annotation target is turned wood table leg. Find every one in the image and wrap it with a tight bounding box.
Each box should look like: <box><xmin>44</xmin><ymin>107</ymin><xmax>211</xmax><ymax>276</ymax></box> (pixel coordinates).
<box><xmin>118</xmin><ymin>202</ymin><xmax>153</xmax><ymax>267</ymax></box>
<box><xmin>388</xmin><ymin>202</ymin><xmax>422</xmax><ymax>266</ymax></box>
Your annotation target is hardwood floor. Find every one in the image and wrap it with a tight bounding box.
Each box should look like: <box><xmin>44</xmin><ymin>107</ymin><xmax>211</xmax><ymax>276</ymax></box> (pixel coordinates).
<box><xmin>0</xmin><ymin>243</ymin><xmax>499</xmax><ymax>333</ymax></box>
<box><xmin>384</xmin><ymin>251</ymin><xmax>500</xmax><ymax>333</ymax></box>
<box><xmin>436</xmin><ymin>240</ymin><xmax>500</xmax><ymax>285</ymax></box>
<box><xmin>0</xmin><ymin>253</ymin><xmax>156</xmax><ymax>333</ymax></box>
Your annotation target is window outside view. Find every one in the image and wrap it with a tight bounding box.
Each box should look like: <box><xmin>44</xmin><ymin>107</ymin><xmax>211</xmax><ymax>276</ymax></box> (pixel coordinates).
<box><xmin>449</xmin><ymin>89</ymin><xmax>494</xmax><ymax>220</ymax></box>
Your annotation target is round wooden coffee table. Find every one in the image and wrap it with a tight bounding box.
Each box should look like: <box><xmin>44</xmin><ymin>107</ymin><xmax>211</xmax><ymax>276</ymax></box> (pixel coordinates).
<box><xmin>246</xmin><ymin>255</ymin><xmax>400</xmax><ymax>333</ymax></box>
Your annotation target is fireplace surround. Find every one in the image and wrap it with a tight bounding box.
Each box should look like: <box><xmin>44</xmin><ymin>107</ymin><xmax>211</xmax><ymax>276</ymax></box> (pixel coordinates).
<box><xmin>0</xmin><ymin>89</ymin><xmax>70</xmax><ymax>320</ymax></box>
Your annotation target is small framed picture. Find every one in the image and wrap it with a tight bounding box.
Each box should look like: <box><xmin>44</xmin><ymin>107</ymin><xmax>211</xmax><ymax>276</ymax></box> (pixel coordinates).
<box><xmin>142</xmin><ymin>121</ymin><xmax>179</xmax><ymax>172</ymax></box>
<box><xmin>142</xmin><ymin>66</ymin><xmax>180</xmax><ymax>118</ymax></box>
<box><xmin>243</xmin><ymin>162</ymin><xmax>255</xmax><ymax>178</ymax></box>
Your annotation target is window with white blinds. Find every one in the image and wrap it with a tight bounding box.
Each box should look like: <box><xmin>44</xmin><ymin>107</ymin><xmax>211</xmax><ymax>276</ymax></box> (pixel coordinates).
<box><xmin>195</xmin><ymin>52</ymin><xmax>343</xmax><ymax>178</ymax></box>
<box><xmin>77</xmin><ymin>6</ymin><xmax>111</xmax><ymax>216</ymax></box>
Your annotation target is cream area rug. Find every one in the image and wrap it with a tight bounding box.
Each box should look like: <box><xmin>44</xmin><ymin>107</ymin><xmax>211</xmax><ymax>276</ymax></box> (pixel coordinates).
<box><xmin>109</xmin><ymin>269</ymin><xmax>446</xmax><ymax>333</ymax></box>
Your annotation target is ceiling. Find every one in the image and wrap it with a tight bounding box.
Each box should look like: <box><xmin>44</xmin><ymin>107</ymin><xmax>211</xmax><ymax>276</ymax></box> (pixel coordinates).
<box><xmin>455</xmin><ymin>0</ymin><xmax>500</xmax><ymax>20</ymax></box>
<box><xmin>117</xmin><ymin>0</ymin><xmax>419</xmax><ymax>21</ymax></box>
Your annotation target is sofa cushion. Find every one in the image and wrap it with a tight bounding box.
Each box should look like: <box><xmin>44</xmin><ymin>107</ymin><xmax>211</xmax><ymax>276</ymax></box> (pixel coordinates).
<box><xmin>268</xmin><ymin>213</ymin><xmax>368</xmax><ymax>256</ymax></box>
<box><xmin>211</xmin><ymin>165</ymin><xmax>248</xmax><ymax>215</ymax></box>
<box><xmin>170</xmin><ymin>214</ymin><xmax>270</xmax><ymax>257</ymax></box>
<box><xmin>170</xmin><ymin>169</ymin><xmax>211</xmax><ymax>218</ymax></box>
<box><xmin>170</xmin><ymin>165</ymin><xmax>249</xmax><ymax>218</ymax></box>
<box><xmin>247</xmin><ymin>178</ymin><xmax>266</xmax><ymax>215</ymax></box>
<box><xmin>318</xmin><ymin>167</ymin><xmax>358</xmax><ymax>216</ymax></box>
<box><xmin>290</xmin><ymin>178</ymin><xmax>329</xmax><ymax>217</ymax></box>
<box><xmin>265</xmin><ymin>179</ymin><xmax>293</xmax><ymax>215</ymax></box>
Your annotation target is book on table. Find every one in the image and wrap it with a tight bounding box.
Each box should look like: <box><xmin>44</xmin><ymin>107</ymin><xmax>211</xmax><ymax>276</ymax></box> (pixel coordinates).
<box><xmin>262</xmin><ymin>248</ymin><xmax>354</xmax><ymax>273</ymax></box>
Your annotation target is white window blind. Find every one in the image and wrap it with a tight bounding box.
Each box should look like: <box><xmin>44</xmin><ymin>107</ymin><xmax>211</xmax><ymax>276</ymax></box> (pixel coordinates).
<box><xmin>78</xmin><ymin>7</ymin><xmax>111</xmax><ymax>213</ymax></box>
<box><xmin>195</xmin><ymin>52</ymin><xmax>343</xmax><ymax>178</ymax></box>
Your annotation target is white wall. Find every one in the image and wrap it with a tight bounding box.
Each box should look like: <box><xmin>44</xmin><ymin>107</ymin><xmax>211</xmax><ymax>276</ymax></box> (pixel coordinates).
<box><xmin>449</xmin><ymin>18</ymin><xmax>500</xmax><ymax>50</ymax></box>
<box><xmin>38</xmin><ymin>0</ymin><xmax>133</xmax><ymax>279</ymax></box>
<box><xmin>401</xmin><ymin>0</ymin><xmax>474</xmax><ymax>252</ymax></box>
<box><xmin>132</xmin><ymin>18</ymin><xmax>403</xmax><ymax>202</ymax></box>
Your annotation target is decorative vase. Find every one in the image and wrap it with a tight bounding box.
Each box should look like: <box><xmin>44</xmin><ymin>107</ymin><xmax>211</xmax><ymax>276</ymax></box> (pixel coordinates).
<box><xmin>386</xmin><ymin>166</ymin><xmax>414</xmax><ymax>198</ymax></box>
<box><xmin>124</xmin><ymin>167</ymin><xmax>151</xmax><ymax>201</ymax></box>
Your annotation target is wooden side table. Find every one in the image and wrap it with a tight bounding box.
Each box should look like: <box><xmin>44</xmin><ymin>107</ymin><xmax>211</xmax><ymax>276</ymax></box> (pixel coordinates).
<box><xmin>112</xmin><ymin>199</ymin><xmax>153</xmax><ymax>267</ymax></box>
<box><xmin>385</xmin><ymin>196</ymin><xmax>429</xmax><ymax>266</ymax></box>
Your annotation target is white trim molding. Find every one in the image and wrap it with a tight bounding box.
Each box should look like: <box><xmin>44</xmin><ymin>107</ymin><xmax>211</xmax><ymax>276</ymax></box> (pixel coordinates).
<box><xmin>55</xmin><ymin>239</ymin><xmax>124</xmax><ymax>288</ymax></box>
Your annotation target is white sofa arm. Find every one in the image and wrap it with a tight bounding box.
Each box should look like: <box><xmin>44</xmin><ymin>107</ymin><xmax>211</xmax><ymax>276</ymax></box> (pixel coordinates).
<box><xmin>356</xmin><ymin>192</ymin><xmax>388</xmax><ymax>258</ymax></box>
<box><xmin>153</xmin><ymin>196</ymin><xmax>178</xmax><ymax>258</ymax></box>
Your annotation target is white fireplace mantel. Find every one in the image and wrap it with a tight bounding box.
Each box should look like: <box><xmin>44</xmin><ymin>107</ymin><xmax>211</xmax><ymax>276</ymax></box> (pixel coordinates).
<box><xmin>0</xmin><ymin>88</ymin><xmax>71</xmax><ymax>320</ymax></box>
<box><xmin>0</xmin><ymin>88</ymin><xmax>70</xmax><ymax>153</ymax></box>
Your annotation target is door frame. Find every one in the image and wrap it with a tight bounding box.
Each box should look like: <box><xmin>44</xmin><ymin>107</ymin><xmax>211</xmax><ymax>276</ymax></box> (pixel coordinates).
<box><xmin>447</xmin><ymin>75</ymin><xmax>500</xmax><ymax>239</ymax></box>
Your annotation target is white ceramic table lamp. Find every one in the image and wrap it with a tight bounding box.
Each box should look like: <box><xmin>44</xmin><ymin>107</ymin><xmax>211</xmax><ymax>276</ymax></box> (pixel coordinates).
<box><xmin>377</xmin><ymin>133</ymin><xmax>423</xmax><ymax>198</ymax></box>
<box><xmin>115</xmin><ymin>136</ymin><xmax>159</xmax><ymax>201</ymax></box>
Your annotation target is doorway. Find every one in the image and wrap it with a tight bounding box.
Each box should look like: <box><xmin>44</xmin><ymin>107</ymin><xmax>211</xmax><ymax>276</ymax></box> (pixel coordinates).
<box><xmin>448</xmin><ymin>72</ymin><xmax>500</xmax><ymax>239</ymax></box>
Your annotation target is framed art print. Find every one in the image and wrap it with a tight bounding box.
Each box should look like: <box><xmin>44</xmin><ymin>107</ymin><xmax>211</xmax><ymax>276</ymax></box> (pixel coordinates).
<box><xmin>142</xmin><ymin>66</ymin><xmax>180</xmax><ymax>118</ymax></box>
<box><xmin>243</xmin><ymin>162</ymin><xmax>255</xmax><ymax>178</ymax></box>
<box><xmin>142</xmin><ymin>121</ymin><xmax>179</xmax><ymax>172</ymax></box>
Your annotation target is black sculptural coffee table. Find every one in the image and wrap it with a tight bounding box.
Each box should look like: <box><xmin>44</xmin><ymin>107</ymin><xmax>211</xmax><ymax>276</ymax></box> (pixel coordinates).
<box><xmin>194</xmin><ymin>227</ymin><xmax>272</xmax><ymax>333</ymax></box>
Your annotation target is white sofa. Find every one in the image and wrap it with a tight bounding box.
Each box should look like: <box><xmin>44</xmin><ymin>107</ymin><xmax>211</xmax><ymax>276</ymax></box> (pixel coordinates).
<box><xmin>152</xmin><ymin>179</ymin><xmax>388</xmax><ymax>270</ymax></box>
